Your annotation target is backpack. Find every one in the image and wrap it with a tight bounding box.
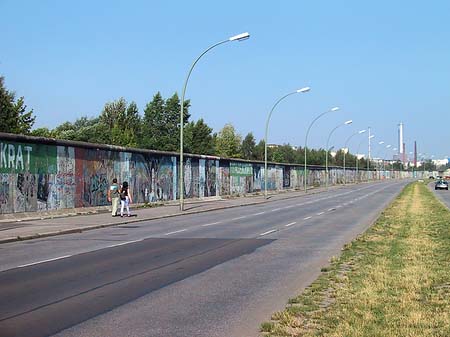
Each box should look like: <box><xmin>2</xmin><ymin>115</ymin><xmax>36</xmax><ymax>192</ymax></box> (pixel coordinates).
<box><xmin>120</xmin><ymin>189</ymin><xmax>127</xmax><ymax>200</ymax></box>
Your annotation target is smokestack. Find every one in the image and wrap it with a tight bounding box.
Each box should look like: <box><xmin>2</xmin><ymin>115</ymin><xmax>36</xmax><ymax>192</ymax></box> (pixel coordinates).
<box><xmin>398</xmin><ymin>122</ymin><xmax>404</xmax><ymax>159</ymax></box>
<box><xmin>414</xmin><ymin>141</ymin><xmax>417</xmax><ymax>167</ymax></box>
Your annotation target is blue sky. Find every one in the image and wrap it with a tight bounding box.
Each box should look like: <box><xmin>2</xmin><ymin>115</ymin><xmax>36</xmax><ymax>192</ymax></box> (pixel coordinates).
<box><xmin>2</xmin><ymin>0</ymin><xmax>450</xmax><ymax>159</ymax></box>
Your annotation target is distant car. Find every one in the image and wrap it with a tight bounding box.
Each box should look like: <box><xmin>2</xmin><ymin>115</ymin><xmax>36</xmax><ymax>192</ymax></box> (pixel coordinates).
<box><xmin>435</xmin><ymin>180</ymin><xmax>448</xmax><ymax>190</ymax></box>
<box><xmin>436</xmin><ymin>176</ymin><xmax>443</xmax><ymax>180</ymax></box>
<box><xmin>429</xmin><ymin>176</ymin><xmax>435</xmax><ymax>179</ymax></box>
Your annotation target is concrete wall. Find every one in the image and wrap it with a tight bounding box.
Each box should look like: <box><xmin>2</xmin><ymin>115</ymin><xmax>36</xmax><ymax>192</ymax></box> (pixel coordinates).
<box><xmin>0</xmin><ymin>133</ymin><xmax>418</xmax><ymax>214</ymax></box>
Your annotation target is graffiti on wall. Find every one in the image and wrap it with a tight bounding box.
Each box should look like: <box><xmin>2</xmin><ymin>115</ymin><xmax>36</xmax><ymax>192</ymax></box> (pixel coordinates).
<box><xmin>0</xmin><ymin>136</ymin><xmax>396</xmax><ymax>215</ymax></box>
<box><xmin>230</xmin><ymin>162</ymin><xmax>253</xmax><ymax>195</ymax></box>
<box><xmin>283</xmin><ymin>167</ymin><xmax>291</xmax><ymax>188</ymax></box>
<box><xmin>204</xmin><ymin>159</ymin><xmax>217</xmax><ymax>197</ymax></box>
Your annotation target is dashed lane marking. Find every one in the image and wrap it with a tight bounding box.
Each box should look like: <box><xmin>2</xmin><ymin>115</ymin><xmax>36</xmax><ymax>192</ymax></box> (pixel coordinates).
<box><xmin>231</xmin><ymin>215</ymin><xmax>248</xmax><ymax>221</ymax></box>
<box><xmin>165</xmin><ymin>229</ymin><xmax>187</xmax><ymax>236</ymax></box>
<box><xmin>17</xmin><ymin>255</ymin><xmax>72</xmax><ymax>268</ymax></box>
<box><xmin>259</xmin><ymin>229</ymin><xmax>277</xmax><ymax>236</ymax></box>
<box><xmin>303</xmin><ymin>216</ymin><xmax>312</xmax><ymax>220</ymax></box>
<box><xmin>201</xmin><ymin>221</ymin><xmax>221</xmax><ymax>227</ymax></box>
<box><xmin>285</xmin><ymin>222</ymin><xmax>297</xmax><ymax>227</ymax></box>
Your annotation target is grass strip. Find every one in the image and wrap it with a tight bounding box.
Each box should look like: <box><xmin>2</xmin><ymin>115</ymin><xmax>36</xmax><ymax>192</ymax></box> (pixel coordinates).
<box><xmin>260</xmin><ymin>182</ymin><xmax>450</xmax><ymax>337</ymax></box>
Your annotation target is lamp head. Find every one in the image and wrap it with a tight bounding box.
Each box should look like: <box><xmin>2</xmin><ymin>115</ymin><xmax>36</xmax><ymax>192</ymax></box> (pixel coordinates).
<box><xmin>369</xmin><ymin>135</ymin><xmax>375</xmax><ymax>139</ymax></box>
<box><xmin>297</xmin><ymin>87</ymin><xmax>311</xmax><ymax>93</ymax></box>
<box><xmin>379</xmin><ymin>141</ymin><xmax>385</xmax><ymax>145</ymax></box>
<box><xmin>344</xmin><ymin>120</ymin><xmax>353</xmax><ymax>125</ymax></box>
<box><xmin>359</xmin><ymin>129</ymin><xmax>367</xmax><ymax>134</ymax></box>
<box><xmin>229</xmin><ymin>32</ymin><xmax>250</xmax><ymax>41</ymax></box>
<box><xmin>331</xmin><ymin>107</ymin><xmax>340</xmax><ymax>112</ymax></box>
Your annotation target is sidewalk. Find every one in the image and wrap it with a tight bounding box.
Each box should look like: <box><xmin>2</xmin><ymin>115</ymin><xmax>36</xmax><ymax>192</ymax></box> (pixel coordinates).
<box><xmin>0</xmin><ymin>187</ymin><xmax>332</xmax><ymax>244</ymax></box>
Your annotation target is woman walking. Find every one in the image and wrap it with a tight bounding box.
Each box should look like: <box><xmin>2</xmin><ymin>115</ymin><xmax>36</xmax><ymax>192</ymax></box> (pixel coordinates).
<box><xmin>119</xmin><ymin>181</ymin><xmax>133</xmax><ymax>217</ymax></box>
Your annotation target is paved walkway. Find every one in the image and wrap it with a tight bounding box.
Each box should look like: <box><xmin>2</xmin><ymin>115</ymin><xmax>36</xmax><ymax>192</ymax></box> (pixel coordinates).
<box><xmin>0</xmin><ymin>187</ymin><xmax>332</xmax><ymax>244</ymax></box>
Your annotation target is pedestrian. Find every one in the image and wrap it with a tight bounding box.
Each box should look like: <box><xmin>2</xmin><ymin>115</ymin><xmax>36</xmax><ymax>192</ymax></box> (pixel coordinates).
<box><xmin>107</xmin><ymin>178</ymin><xmax>120</xmax><ymax>217</ymax></box>
<box><xmin>119</xmin><ymin>181</ymin><xmax>133</xmax><ymax>217</ymax></box>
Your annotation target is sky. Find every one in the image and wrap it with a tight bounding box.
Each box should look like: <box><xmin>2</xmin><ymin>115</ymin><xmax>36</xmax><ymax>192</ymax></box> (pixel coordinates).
<box><xmin>2</xmin><ymin>0</ymin><xmax>450</xmax><ymax>160</ymax></box>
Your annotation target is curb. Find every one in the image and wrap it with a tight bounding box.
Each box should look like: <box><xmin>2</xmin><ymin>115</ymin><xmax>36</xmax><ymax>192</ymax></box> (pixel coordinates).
<box><xmin>0</xmin><ymin>184</ymin><xmax>350</xmax><ymax>245</ymax></box>
<box><xmin>0</xmin><ymin>198</ymin><xmax>270</xmax><ymax>244</ymax></box>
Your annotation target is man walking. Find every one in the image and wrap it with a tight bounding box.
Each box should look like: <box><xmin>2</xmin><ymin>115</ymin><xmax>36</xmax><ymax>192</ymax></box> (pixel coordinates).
<box><xmin>107</xmin><ymin>178</ymin><xmax>120</xmax><ymax>217</ymax></box>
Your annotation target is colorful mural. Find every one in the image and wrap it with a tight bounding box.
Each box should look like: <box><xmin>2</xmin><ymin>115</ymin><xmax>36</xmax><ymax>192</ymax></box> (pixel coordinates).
<box><xmin>0</xmin><ymin>135</ymin><xmax>412</xmax><ymax>215</ymax></box>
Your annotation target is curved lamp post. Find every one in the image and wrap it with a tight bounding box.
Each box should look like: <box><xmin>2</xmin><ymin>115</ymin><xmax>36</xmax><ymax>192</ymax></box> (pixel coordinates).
<box><xmin>179</xmin><ymin>32</ymin><xmax>250</xmax><ymax>211</ymax></box>
<box><xmin>264</xmin><ymin>87</ymin><xmax>311</xmax><ymax>199</ymax></box>
<box><xmin>325</xmin><ymin>119</ymin><xmax>352</xmax><ymax>190</ymax></box>
<box><xmin>383</xmin><ymin>144</ymin><xmax>392</xmax><ymax>175</ymax></box>
<box><xmin>304</xmin><ymin>106</ymin><xmax>340</xmax><ymax>192</ymax></box>
<box><xmin>374</xmin><ymin>141</ymin><xmax>385</xmax><ymax>179</ymax></box>
<box><xmin>355</xmin><ymin>134</ymin><xmax>374</xmax><ymax>183</ymax></box>
<box><xmin>343</xmin><ymin>129</ymin><xmax>366</xmax><ymax>185</ymax></box>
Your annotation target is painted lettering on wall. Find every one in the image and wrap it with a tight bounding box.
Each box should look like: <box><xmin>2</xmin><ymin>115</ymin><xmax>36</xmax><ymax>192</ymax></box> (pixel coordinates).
<box><xmin>0</xmin><ymin>143</ymin><xmax>32</xmax><ymax>172</ymax></box>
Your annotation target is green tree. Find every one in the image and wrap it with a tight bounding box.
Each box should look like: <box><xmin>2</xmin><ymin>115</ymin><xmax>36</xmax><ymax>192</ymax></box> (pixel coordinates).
<box><xmin>31</xmin><ymin>127</ymin><xmax>55</xmax><ymax>138</ymax></box>
<box><xmin>241</xmin><ymin>132</ymin><xmax>256</xmax><ymax>159</ymax></box>
<box><xmin>254</xmin><ymin>140</ymin><xmax>266</xmax><ymax>161</ymax></box>
<box><xmin>0</xmin><ymin>76</ymin><xmax>35</xmax><ymax>134</ymax></box>
<box><xmin>141</xmin><ymin>92</ymin><xmax>190</xmax><ymax>151</ymax></box>
<box><xmin>122</xmin><ymin>101</ymin><xmax>141</xmax><ymax>147</ymax></box>
<box><xmin>184</xmin><ymin>118</ymin><xmax>215</xmax><ymax>155</ymax></box>
<box><xmin>271</xmin><ymin>144</ymin><xmax>297</xmax><ymax>163</ymax></box>
<box><xmin>98</xmin><ymin>98</ymin><xmax>140</xmax><ymax>147</ymax></box>
<box><xmin>51</xmin><ymin>116</ymin><xmax>108</xmax><ymax>143</ymax></box>
<box><xmin>142</xmin><ymin>92</ymin><xmax>165</xmax><ymax>150</ymax></box>
<box><xmin>215</xmin><ymin>124</ymin><xmax>242</xmax><ymax>158</ymax></box>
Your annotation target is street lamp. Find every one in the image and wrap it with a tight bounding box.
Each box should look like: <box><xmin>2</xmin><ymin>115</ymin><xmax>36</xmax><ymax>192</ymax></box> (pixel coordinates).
<box><xmin>343</xmin><ymin>129</ymin><xmax>366</xmax><ymax>185</ymax></box>
<box><xmin>325</xmin><ymin>119</ymin><xmax>352</xmax><ymax>190</ymax></box>
<box><xmin>304</xmin><ymin>106</ymin><xmax>340</xmax><ymax>192</ymax></box>
<box><xmin>264</xmin><ymin>87</ymin><xmax>311</xmax><ymax>198</ymax></box>
<box><xmin>179</xmin><ymin>32</ymin><xmax>250</xmax><ymax>211</ymax></box>
<box><xmin>374</xmin><ymin>141</ymin><xmax>385</xmax><ymax>179</ymax></box>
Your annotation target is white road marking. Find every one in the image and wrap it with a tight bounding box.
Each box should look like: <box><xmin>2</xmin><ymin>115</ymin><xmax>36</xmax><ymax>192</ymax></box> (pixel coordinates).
<box><xmin>231</xmin><ymin>215</ymin><xmax>248</xmax><ymax>220</ymax></box>
<box><xmin>317</xmin><ymin>212</ymin><xmax>324</xmax><ymax>216</ymax></box>
<box><xmin>201</xmin><ymin>221</ymin><xmax>221</xmax><ymax>227</ymax></box>
<box><xmin>285</xmin><ymin>222</ymin><xmax>296</xmax><ymax>227</ymax></box>
<box><xmin>303</xmin><ymin>216</ymin><xmax>312</xmax><ymax>220</ymax></box>
<box><xmin>17</xmin><ymin>255</ymin><xmax>72</xmax><ymax>268</ymax></box>
<box><xmin>106</xmin><ymin>239</ymin><xmax>143</xmax><ymax>248</ymax></box>
<box><xmin>253</xmin><ymin>211</ymin><xmax>266</xmax><ymax>216</ymax></box>
<box><xmin>271</xmin><ymin>208</ymin><xmax>281</xmax><ymax>212</ymax></box>
<box><xmin>165</xmin><ymin>229</ymin><xmax>187</xmax><ymax>236</ymax></box>
<box><xmin>328</xmin><ymin>208</ymin><xmax>336</xmax><ymax>212</ymax></box>
<box><xmin>259</xmin><ymin>229</ymin><xmax>277</xmax><ymax>236</ymax></box>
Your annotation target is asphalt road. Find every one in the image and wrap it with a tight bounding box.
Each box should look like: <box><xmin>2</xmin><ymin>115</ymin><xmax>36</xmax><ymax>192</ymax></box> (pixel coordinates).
<box><xmin>430</xmin><ymin>181</ymin><xmax>450</xmax><ymax>208</ymax></box>
<box><xmin>0</xmin><ymin>180</ymin><xmax>410</xmax><ymax>337</ymax></box>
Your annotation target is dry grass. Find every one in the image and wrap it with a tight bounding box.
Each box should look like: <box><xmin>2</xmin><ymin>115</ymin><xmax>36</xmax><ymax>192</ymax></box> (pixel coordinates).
<box><xmin>260</xmin><ymin>182</ymin><xmax>450</xmax><ymax>337</ymax></box>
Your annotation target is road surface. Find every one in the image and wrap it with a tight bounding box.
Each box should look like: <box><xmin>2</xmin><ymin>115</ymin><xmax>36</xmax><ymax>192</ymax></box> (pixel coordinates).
<box><xmin>0</xmin><ymin>180</ymin><xmax>409</xmax><ymax>337</ymax></box>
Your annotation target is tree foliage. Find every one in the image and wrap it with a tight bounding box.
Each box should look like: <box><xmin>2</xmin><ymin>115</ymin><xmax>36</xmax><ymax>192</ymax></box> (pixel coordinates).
<box><xmin>142</xmin><ymin>92</ymin><xmax>190</xmax><ymax>151</ymax></box>
<box><xmin>184</xmin><ymin>118</ymin><xmax>215</xmax><ymax>155</ymax></box>
<box><xmin>0</xmin><ymin>77</ymin><xmax>375</xmax><ymax>168</ymax></box>
<box><xmin>241</xmin><ymin>132</ymin><xmax>256</xmax><ymax>160</ymax></box>
<box><xmin>215</xmin><ymin>124</ymin><xmax>242</xmax><ymax>158</ymax></box>
<box><xmin>0</xmin><ymin>76</ymin><xmax>35</xmax><ymax>134</ymax></box>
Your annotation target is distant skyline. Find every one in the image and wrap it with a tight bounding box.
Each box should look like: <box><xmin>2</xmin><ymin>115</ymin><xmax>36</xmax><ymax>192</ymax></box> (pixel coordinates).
<box><xmin>2</xmin><ymin>1</ymin><xmax>449</xmax><ymax>159</ymax></box>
